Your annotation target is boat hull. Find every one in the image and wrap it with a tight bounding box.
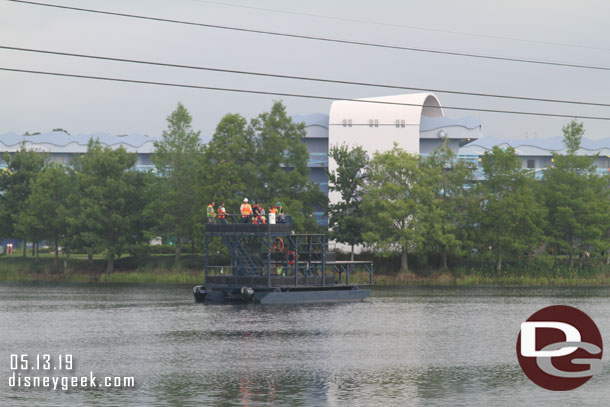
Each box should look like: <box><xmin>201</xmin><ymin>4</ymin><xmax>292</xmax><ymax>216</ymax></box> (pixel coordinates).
<box><xmin>194</xmin><ymin>285</ymin><xmax>370</xmax><ymax>305</ymax></box>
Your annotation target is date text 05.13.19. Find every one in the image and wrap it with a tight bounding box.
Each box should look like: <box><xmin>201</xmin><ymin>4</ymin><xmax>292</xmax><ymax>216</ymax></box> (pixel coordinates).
<box><xmin>10</xmin><ymin>354</ymin><xmax>73</xmax><ymax>371</ymax></box>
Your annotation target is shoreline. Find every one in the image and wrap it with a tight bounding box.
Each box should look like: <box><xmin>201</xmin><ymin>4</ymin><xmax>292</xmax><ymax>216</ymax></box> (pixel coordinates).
<box><xmin>2</xmin><ymin>266</ymin><xmax>610</xmax><ymax>286</ymax></box>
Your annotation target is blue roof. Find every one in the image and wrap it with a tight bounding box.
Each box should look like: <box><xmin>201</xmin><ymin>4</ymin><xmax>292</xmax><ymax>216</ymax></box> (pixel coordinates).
<box><xmin>292</xmin><ymin>114</ymin><xmax>329</xmax><ymax>129</ymax></box>
<box><xmin>468</xmin><ymin>136</ymin><xmax>610</xmax><ymax>152</ymax></box>
<box><xmin>460</xmin><ymin>135</ymin><xmax>610</xmax><ymax>158</ymax></box>
<box><xmin>0</xmin><ymin>131</ymin><xmax>158</xmax><ymax>148</ymax></box>
<box><xmin>420</xmin><ymin>116</ymin><xmax>481</xmax><ymax>131</ymax></box>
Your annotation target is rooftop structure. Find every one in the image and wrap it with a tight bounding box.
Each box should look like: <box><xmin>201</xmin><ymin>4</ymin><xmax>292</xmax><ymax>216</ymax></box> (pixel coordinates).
<box><xmin>459</xmin><ymin>136</ymin><xmax>610</xmax><ymax>179</ymax></box>
<box><xmin>0</xmin><ymin>130</ymin><xmax>156</xmax><ymax>171</ymax></box>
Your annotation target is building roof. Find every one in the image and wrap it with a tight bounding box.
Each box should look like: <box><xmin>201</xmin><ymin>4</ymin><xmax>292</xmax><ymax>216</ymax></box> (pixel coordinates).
<box><xmin>0</xmin><ymin>131</ymin><xmax>159</xmax><ymax>153</ymax></box>
<box><xmin>292</xmin><ymin>114</ymin><xmax>329</xmax><ymax>129</ymax></box>
<box><xmin>460</xmin><ymin>136</ymin><xmax>610</xmax><ymax>157</ymax></box>
<box><xmin>420</xmin><ymin>115</ymin><xmax>481</xmax><ymax>132</ymax></box>
<box><xmin>329</xmin><ymin>93</ymin><xmax>444</xmax><ymax>127</ymax></box>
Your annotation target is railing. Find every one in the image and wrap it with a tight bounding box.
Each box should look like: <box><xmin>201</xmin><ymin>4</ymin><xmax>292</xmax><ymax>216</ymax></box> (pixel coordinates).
<box><xmin>203</xmin><ymin>260</ymin><xmax>373</xmax><ymax>288</ymax></box>
<box><xmin>208</xmin><ymin>213</ymin><xmax>292</xmax><ymax>225</ymax></box>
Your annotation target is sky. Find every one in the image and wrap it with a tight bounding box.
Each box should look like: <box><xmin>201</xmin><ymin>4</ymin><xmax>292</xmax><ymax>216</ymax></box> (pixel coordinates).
<box><xmin>2</xmin><ymin>0</ymin><xmax>610</xmax><ymax>142</ymax></box>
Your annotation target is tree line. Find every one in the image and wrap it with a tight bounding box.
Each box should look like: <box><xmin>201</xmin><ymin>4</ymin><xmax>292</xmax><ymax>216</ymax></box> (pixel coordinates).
<box><xmin>0</xmin><ymin>101</ymin><xmax>324</xmax><ymax>274</ymax></box>
<box><xmin>2</xmin><ymin>104</ymin><xmax>606</xmax><ymax>277</ymax></box>
<box><xmin>328</xmin><ymin>120</ymin><xmax>610</xmax><ymax>273</ymax></box>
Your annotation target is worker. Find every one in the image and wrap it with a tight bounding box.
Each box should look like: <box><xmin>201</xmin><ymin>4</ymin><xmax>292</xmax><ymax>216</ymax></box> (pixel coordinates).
<box><xmin>240</xmin><ymin>198</ymin><xmax>252</xmax><ymax>223</ymax></box>
<box><xmin>255</xmin><ymin>204</ymin><xmax>266</xmax><ymax>224</ymax></box>
<box><xmin>276</xmin><ymin>202</ymin><xmax>285</xmax><ymax>223</ymax></box>
<box><xmin>268</xmin><ymin>205</ymin><xmax>277</xmax><ymax>224</ymax></box>
<box><xmin>217</xmin><ymin>202</ymin><xmax>227</xmax><ymax>224</ymax></box>
<box><xmin>207</xmin><ymin>201</ymin><xmax>216</xmax><ymax>224</ymax></box>
<box><xmin>252</xmin><ymin>201</ymin><xmax>259</xmax><ymax>224</ymax></box>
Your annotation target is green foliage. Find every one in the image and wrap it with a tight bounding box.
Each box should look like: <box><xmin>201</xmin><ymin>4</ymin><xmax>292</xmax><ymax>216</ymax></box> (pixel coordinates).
<box><xmin>201</xmin><ymin>101</ymin><xmax>324</xmax><ymax>232</ymax></box>
<box><xmin>475</xmin><ymin>146</ymin><xmax>547</xmax><ymax>272</ymax></box>
<box><xmin>543</xmin><ymin>122</ymin><xmax>610</xmax><ymax>267</ymax></box>
<box><xmin>72</xmin><ymin>139</ymin><xmax>149</xmax><ymax>274</ymax></box>
<box><xmin>420</xmin><ymin>140</ymin><xmax>475</xmax><ymax>268</ymax></box>
<box><xmin>327</xmin><ymin>143</ymin><xmax>368</xmax><ymax>256</ymax></box>
<box><xmin>0</xmin><ymin>144</ymin><xmax>47</xmax><ymax>241</ymax></box>
<box><xmin>201</xmin><ymin>113</ymin><xmax>257</xmax><ymax>218</ymax></box>
<box><xmin>16</xmin><ymin>164</ymin><xmax>72</xmax><ymax>266</ymax></box>
<box><xmin>250</xmin><ymin>101</ymin><xmax>324</xmax><ymax>232</ymax></box>
<box><xmin>562</xmin><ymin>119</ymin><xmax>584</xmax><ymax>154</ymax></box>
<box><xmin>152</xmin><ymin>102</ymin><xmax>204</xmax><ymax>262</ymax></box>
<box><xmin>361</xmin><ymin>144</ymin><xmax>431</xmax><ymax>273</ymax></box>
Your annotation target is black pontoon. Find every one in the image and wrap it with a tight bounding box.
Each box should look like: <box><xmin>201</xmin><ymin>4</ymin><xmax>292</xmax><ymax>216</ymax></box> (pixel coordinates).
<box><xmin>193</xmin><ymin>215</ymin><xmax>373</xmax><ymax>304</ymax></box>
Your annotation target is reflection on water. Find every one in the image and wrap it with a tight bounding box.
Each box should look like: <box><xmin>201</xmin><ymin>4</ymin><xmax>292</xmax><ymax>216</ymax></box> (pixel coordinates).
<box><xmin>1</xmin><ymin>283</ymin><xmax>610</xmax><ymax>406</ymax></box>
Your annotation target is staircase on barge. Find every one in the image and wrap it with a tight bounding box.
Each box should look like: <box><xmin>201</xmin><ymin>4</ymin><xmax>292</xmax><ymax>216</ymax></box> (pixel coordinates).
<box><xmin>193</xmin><ymin>215</ymin><xmax>373</xmax><ymax>304</ymax></box>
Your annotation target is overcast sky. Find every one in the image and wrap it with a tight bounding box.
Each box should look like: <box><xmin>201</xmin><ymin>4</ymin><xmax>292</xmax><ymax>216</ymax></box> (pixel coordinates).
<box><xmin>2</xmin><ymin>0</ymin><xmax>610</xmax><ymax>142</ymax></box>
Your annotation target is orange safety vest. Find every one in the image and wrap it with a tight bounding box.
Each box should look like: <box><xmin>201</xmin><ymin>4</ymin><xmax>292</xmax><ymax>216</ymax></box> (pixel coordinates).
<box><xmin>218</xmin><ymin>206</ymin><xmax>226</xmax><ymax>219</ymax></box>
<box><xmin>240</xmin><ymin>203</ymin><xmax>252</xmax><ymax>216</ymax></box>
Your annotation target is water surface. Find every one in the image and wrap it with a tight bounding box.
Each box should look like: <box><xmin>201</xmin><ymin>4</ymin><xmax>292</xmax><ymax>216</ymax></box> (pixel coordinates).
<box><xmin>1</xmin><ymin>283</ymin><xmax>610</xmax><ymax>406</ymax></box>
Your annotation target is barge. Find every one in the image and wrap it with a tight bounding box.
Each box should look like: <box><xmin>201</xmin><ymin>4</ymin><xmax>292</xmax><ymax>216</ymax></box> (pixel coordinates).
<box><xmin>193</xmin><ymin>216</ymin><xmax>373</xmax><ymax>304</ymax></box>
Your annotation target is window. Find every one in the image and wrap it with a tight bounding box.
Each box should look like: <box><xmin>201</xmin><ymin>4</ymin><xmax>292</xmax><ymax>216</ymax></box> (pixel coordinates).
<box><xmin>401</xmin><ymin>120</ymin><xmax>405</xmax><ymax>128</ymax></box>
<box><xmin>342</xmin><ymin>119</ymin><xmax>347</xmax><ymax>127</ymax></box>
<box><xmin>527</xmin><ymin>159</ymin><xmax>535</xmax><ymax>169</ymax></box>
<box><xmin>395</xmin><ymin>120</ymin><xmax>400</xmax><ymax>128</ymax></box>
<box><xmin>374</xmin><ymin>119</ymin><xmax>379</xmax><ymax>128</ymax></box>
<box><xmin>369</xmin><ymin>119</ymin><xmax>374</xmax><ymax>127</ymax></box>
<box><xmin>348</xmin><ymin>119</ymin><xmax>352</xmax><ymax>127</ymax></box>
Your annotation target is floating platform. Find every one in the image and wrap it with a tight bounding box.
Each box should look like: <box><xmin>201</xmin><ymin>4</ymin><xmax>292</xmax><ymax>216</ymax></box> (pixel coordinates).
<box><xmin>194</xmin><ymin>216</ymin><xmax>373</xmax><ymax>305</ymax></box>
<box><xmin>194</xmin><ymin>284</ymin><xmax>370</xmax><ymax>305</ymax></box>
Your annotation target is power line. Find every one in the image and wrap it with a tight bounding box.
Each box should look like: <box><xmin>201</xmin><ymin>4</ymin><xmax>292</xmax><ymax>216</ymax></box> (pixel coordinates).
<box><xmin>6</xmin><ymin>0</ymin><xmax>610</xmax><ymax>72</ymax></box>
<box><xmin>190</xmin><ymin>0</ymin><xmax>610</xmax><ymax>53</ymax></box>
<box><xmin>3</xmin><ymin>45</ymin><xmax>610</xmax><ymax>108</ymax></box>
<box><xmin>1</xmin><ymin>66</ymin><xmax>609</xmax><ymax>121</ymax></box>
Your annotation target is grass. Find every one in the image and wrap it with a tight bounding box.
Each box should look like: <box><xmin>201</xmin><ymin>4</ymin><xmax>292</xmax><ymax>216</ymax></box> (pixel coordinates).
<box><xmin>348</xmin><ymin>270</ymin><xmax>610</xmax><ymax>286</ymax></box>
<box><xmin>4</xmin><ymin>251</ymin><xmax>610</xmax><ymax>286</ymax></box>
<box><xmin>0</xmin><ymin>253</ymin><xmax>206</xmax><ymax>284</ymax></box>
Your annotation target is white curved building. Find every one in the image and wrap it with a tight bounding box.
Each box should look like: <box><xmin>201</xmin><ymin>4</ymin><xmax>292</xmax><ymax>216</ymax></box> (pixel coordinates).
<box><xmin>329</xmin><ymin>93</ymin><xmax>445</xmax><ymax>155</ymax></box>
<box><xmin>328</xmin><ymin>93</ymin><xmax>481</xmax><ymax>202</ymax></box>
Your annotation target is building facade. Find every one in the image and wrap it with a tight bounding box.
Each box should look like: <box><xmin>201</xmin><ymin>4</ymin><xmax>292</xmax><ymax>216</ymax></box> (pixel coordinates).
<box><xmin>0</xmin><ymin>131</ymin><xmax>156</xmax><ymax>171</ymax></box>
<box><xmin>458</xmin><ymin>136</ymin><xmax>610</xmax><ymax>180</ymax></box>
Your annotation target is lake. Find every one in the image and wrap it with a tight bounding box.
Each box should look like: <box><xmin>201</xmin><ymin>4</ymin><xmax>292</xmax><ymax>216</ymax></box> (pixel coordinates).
<box><xmin>1</xmin><ymin>283</ymin><xmax>610</xmax><ymax>406</ymax></box>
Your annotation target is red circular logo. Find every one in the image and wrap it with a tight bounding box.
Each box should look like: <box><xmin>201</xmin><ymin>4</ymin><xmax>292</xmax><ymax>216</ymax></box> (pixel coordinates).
<box><xmin>516</xmin><ymin>305</ymin><xmax>603</xmax><ymax>391</ymax></box>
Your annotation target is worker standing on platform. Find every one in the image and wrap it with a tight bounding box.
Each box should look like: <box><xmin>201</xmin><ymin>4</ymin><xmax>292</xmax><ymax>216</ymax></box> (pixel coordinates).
<box><xmin>268</xmin><ymin>205</ymin><xmax>277</xmax><ymax>224</ymax></box>
<box><xmin>240</xmin><ymin>198</ymin><xmax>252</xmax><ymax>223</ymax></box>
<box><xmin>255</xmin><ymin>204</ymin><xmax>266</xmax><ymax>224</ymax></box>
<box><xmin>276</xmin><ymin>202</ymin><xmax>285</xmax><ymax>223</ymax></box>
<box><xmin>252</xmin><ymin>201</ymin><xmax>259</xmax><ymax>224</ymax></box>
<box><xmin>217</xmin><ymin>202</ymin><xmax>227</xmax><ymax>224</ymax></box>
<box><xmin>207</xmin><ymin>201</ymin><xmax>216</xmax><ymax>224</ymax></box>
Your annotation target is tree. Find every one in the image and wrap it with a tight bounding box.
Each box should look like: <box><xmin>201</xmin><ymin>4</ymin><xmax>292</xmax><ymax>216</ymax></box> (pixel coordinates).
<box><xmin>562</xmin><ymin>120</ymin><xmax>584</xmax><ymax>154</ymax></box>
<box><xmin>361</xmin><ymin>145</ymin><xmax>431</xmax><ymax>273</ymax></box>
<box><xmin>199</xmin><ymin>113</ymin><xmax>257</xmax><ymax>219</ymax></box>
<box><xmin>543</xmin><ymin>121</ymin><xmax>610</xmax><ymax>267</ymax></box>
<box><xmin>420</xmin><ymin>141</ymin><xmax>475</xmax><ymax>269</ymax></box>
<box><xmin>200</xmin><ymin>102</ymin><xmax>324</xmax><ymax>232</ymax></box>
<box><xmin>152</xmin><ymin>103</ymin><xmax>204</xmax><ymax>263</ymax></box>
<box><xmin>0</xmin><ymin>143</ymin><xmax>47</xmax><ymax>256</ymax></box>
<box><xmin>250</xmin><ymin>101</ymin><xmax>324</xmax><ymax>232</ymax></box>
<box><xmin>327</xmin><ymin>143</ymin><xmax>368</xmax><ymax>260</ymax></box>
<box><xmin>475</xmin><ymin>146</ymin><xmax>546</xmax><ymax>272</ymax></box>
<box><xmin>17</xmin><ymin>164</ymin><xmax>72</xmax><ymax>266</ymax></box>
<box><xmin>73</xmin><ymin>139</ymin><xmax>148</xmax><ymax>275</ymax></box>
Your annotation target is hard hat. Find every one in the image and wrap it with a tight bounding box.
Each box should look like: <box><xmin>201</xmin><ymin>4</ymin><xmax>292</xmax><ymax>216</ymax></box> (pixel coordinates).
<box><xmin>244</xmin><ymin>198</ymin><xmax>248</xmax><ymax>202</ymax></box>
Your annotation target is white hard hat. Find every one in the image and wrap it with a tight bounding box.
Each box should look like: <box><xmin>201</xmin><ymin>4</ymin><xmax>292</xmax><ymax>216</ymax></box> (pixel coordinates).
<box><xmin>244</xmin><ymin>198</ymin><xmax>248</xmax><ymax>202</ymax></box>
